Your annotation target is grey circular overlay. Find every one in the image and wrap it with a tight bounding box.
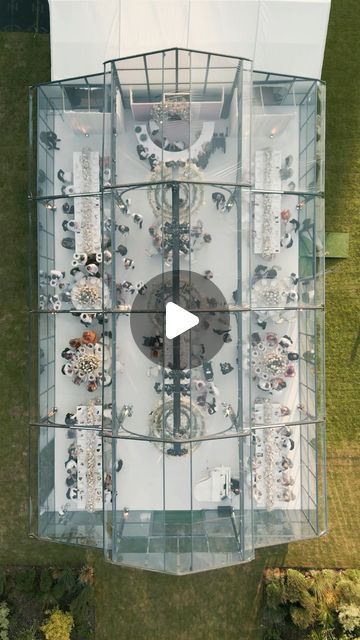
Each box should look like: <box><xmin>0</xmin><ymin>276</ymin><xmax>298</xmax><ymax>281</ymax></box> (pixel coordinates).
<box><xmin>129</xmin><ymin>270</ymin><xmax>230</xmax><ymax>370</ymax></box>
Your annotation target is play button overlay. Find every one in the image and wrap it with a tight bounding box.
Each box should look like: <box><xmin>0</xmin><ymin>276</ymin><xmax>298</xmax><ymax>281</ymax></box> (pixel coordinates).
<box><xmin>166</xmin><ymin>302</ymin><xmax>199</xmax><ymax>339</ymax></box>
<box><xmin>129</xmin><ymin>270</ymin><xmax>231</xmax><ymax>370</ymax></box>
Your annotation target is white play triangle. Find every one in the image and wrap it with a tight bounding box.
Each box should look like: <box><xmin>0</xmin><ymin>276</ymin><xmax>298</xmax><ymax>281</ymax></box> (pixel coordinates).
<box><xmin>165</xmin><ymin>302</ymin><xmax>199</xmax><ymax>340</ymax></box>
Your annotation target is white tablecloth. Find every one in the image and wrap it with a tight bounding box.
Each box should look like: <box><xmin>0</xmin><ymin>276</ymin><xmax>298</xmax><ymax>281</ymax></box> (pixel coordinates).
<box><xmin>254</xmin><ymin>402</ymin><xmax>281</xmax><ymax>425</ymax></box>
<box><xmin>254</xmin><ymin>193</ymin><xmax>281</xmax><ymax>255</ymax></box>
<box><xmin>255</xmin><ymin>149</ymin><xmax>282</xmax><ymax>190</ymax></box>
<box><xmin>73</xmin><ymin>150</ymin><xmax>101</xmax><ymax>254</ymax></box>
<box><xmin>76</xmin><ymin>429</ymin><xmax>103</xmax><ymax>511</ymax></box>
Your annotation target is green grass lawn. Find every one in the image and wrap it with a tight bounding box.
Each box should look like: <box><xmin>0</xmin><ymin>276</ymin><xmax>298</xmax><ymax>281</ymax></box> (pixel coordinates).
<box><xmin>0</xmin><ymin>1</ymin><xmax>359</xmax><ymax>637</ymax></box>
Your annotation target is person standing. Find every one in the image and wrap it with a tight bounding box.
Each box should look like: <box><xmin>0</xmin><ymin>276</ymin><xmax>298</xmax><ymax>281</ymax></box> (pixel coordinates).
<box><xmin>40</xmin><ymin>130</ymin><xmax>61</xmax><ymax>150</ymax></box>
<box><xmin>212</xmin><ymin>192</ymin><xmax>225</xmax><ymax>210</ymax></box>
<box><xmin>132</xmin><ymin>213</ymin><xmax>143</xmax><ymax>229</ymax></box>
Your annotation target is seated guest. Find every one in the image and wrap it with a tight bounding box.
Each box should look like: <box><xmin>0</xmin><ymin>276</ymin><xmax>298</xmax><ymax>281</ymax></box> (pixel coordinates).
<box><xmin>116</xmin><ymin>244</ymin><xmax>128</xmax><ymax>256</ymax></box>
<box><xmin>61</xmin><ymin>348</ymin><xmax>73</xmax><ymax>361</ymax></box>
<box><xmin>65</xmin><ymin>413</ymin><xmax>77</xmax><ymax>426</ymax></box>
<box><xmin>149</xmin><ymin>154</ymin><xmax>158</xmax><ymax>171</ymax></box>
<box><xmin>136</xmin><ymin>144</ymin><xmax>148</xmax><ymax>160</ymax></box>
<box><xmin>149</xmin><ymin>119</ymin><xmax>160</xmax><ymax>136</ymax></box>
<box><xmin>104</xmin><ymin>472</ymin><xmax>112</xmax><ymax>490</ymax></box>
<box><xmin>288</xmin><ymin>352</ymin><xmax>299</xmax><ymax>361</ymax></box>
<box><xmin>62</xmin><ymin>202</ymin><xmax>74</xmax><ymax>215</ymax></box>
<box><xmin>117</xmin><ymin>224</ymin><xmax>129</xmax><ymax>237</ymax></box>
<box><xmin>65</xmin><ymin>458</ymin><xmax>77</xmax><ymax>471</ymax></box>
<box><xmin>66</xmin><ymin>487</ymin><xmax>78</xmax><ymax>500</ymax></box>
<box><xmin>80</xmin><ymin>330</ymin><xmax>97</xmax><ymax>345</ymax></box>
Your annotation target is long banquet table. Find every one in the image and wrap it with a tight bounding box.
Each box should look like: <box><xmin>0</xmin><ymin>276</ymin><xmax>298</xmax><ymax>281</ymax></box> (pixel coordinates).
<box><xmin>73</xmin><ymin>150</ymin><xmax>101</xmax><ymax>255</ymax></box>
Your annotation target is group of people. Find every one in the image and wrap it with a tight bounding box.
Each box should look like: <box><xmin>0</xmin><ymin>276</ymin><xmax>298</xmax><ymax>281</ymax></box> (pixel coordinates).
<box><xmin>64</xmin><ymin>429</ymin><xmax>115</xmax><ymax>504</ymax></box>
<box><xmin>251</xmin><ymin>426</ymin><xmax>297</xmax><ymax>506</ymax></box>
<box><xmin>280</xmin><ymin>207</ymin><xmax>301</xmax><ymax>249</ymax></box>
<box><xmin>146</xmin><ymin>220</ymin><xmax>212</xmax><ymax>264</ymax></box>
<box><xmin>61</xmin><ymin>330</ymin><xmax>111</xmax><ymax>392</ymax></box>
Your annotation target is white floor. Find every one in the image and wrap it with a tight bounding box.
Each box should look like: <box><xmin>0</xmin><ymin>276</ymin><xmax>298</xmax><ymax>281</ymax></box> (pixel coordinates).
<box><xmin>47</xmin><ymin>106</ymin><xmax>310</xmax><ymax>515</ymax></box>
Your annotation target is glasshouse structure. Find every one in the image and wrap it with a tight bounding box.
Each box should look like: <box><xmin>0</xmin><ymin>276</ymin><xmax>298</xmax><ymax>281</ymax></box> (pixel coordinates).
<box><xmin>29</xmin><ymin>48</ymin><xmax>327</xmax><ymax>574</ymax></box>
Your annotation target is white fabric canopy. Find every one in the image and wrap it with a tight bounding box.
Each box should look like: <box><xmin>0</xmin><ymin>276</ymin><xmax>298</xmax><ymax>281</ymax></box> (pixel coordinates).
<box><xmin>49</xmin><ymin>0</ymin><xmax>331</xmax><ymax>80</ymax></box>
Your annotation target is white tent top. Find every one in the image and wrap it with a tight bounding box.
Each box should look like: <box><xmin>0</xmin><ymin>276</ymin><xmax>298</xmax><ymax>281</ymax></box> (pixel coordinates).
<box><xmin>49</xmin><ymin>0</ymin><xmax>331</xmax><ymax>81</ymax></box>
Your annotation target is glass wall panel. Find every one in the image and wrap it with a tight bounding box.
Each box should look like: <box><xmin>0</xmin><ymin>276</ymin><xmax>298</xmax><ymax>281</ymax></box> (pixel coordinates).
<box><xmin>250</xmin><ymin>193</ymin><xmax>325</xmax><ymax>307</ymax></box>
<box><xmin>103</xmin><ymin>434</ymin><xmax>253</xmax><ymax>574</ymax></box>
<box><xmin>33</xmin><ymin>73</ymin><xmax>110</xmax><ymax>200</ymax></box>
<box><xmin>103</xmin><ymin>435</ymin><xmax>166</xmax><ymax>572</ymax></box>
<box><xmin>105</xmin><ymin>49</ymin><xmax>251</xmax><ymax>189</ymax></box>
<box><xmin>29</xmin><ymin>424</ymin><xmax>104</xmax><ymax>548</ymax></box>
<box><xmin>32</xmin><ymin>194</ymin><xmax>113</xmax><ymax>313</ymax></box>
<box><xmin>251</xmin><ymin>422</ymin><xmax>326</xmax><ymax>547</ymax></box>
<box><xmin>252</xmin><ymin>73</ymin><xmax>325</xmax><ymax>195</ymax></box>
<box><xmin>298</xmin><ymin>309</ymin><xmax>325</xmax><ymax>423</ymax></box>
<box><xmin>249</xmin><ymin>309</ymin><xmax>324</xmax><ymax>428</ymax></box>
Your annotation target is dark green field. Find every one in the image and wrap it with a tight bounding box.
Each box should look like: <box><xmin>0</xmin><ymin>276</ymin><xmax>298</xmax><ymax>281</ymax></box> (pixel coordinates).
<box><xmin>0</xmin><ymin>1</ymin><xmax>359</xmax><ymax>637</ymax></box>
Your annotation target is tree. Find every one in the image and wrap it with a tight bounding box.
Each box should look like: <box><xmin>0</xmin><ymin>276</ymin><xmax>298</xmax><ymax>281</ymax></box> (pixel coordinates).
<box><xmin>266</xmin><ymin>580</ymin><xmax>284</xmax><ymax>610</ymax></box>
<box><xmin>310</xmin><ymin>570</ymin><xmax>337</xmax><ymax>606</ymax></box>
<box><xmin>40</xmin><ymin>609</ymin><xmax>74</xmax><ymax>640</ymax></box>
<box><xmin>336</xmin><ymin>577</ymin><xmax>360</xmax><ymax>607</ymax></box>
<box><xmin>14</xmin><ymin>624</ymin><xmax>37</xmax><ymax>640</ymax></box>
<box><xmin>283</xmin><ymin>569</ymin><xmax>310</xmax><ymax>605</ymax></box>
<box><xmin>343</xmin><ymin>570</ymin><xmax>360</xmax><ymax>583</ymax></box>
<box><xmin>290</xmin><ymin>593</ymin><xmax>317</xmax><ymax>630</ymax></box>
<box><xmin>78</xmin><ymin>565</ymin><xmax>94</xmax><ymax>586</ymax></box>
